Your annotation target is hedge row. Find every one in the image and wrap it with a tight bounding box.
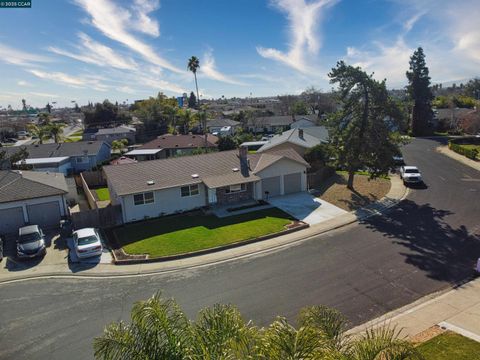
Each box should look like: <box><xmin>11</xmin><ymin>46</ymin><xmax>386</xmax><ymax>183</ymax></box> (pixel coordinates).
<box><xmin>448</xmin><ymin>141</ymin><xmax>479</xmax><ymax>160</ymax></box>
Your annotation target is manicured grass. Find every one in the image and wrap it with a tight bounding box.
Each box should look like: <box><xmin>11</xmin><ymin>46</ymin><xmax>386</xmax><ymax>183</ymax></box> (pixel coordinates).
<box><xmin>114</xmin><ymin>208</ymin><xmax>295</xmax><ymax>257</ymax></box>
<box><xmin>95</xmin><ymin>187</ymin><xmax>110</xmax><ymax>201</ymax></box>
<box><xmin>416</xmin><ymin>332</ymin><xmax>480</xmax><ymax>360</ymax></box>
<box><xmin>459</xmin><ymin>144</ymin><xmax>480</xmax><ymax>157</ymax></box>
<box><xmin>64</xmin><ymin>136</ymin><xmax>82</xmax><ymax>142</ymax></box>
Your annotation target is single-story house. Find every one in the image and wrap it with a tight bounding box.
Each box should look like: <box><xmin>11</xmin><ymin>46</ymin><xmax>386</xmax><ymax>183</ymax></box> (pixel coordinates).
<box><xmin>257</xmin><ymin>127</ymin><xmax>329</xmax><ymax>156</ymax></box>
<box><xmin>290</xmin><ymin>116</ymin><xmax>318</xmax><ymax>129</ymax></box>
<box><xmin>103</xmin><ymin>147</ymin><xmax>309</xmax><ymax>223</ymax></box>
<box><xmin>125</xmin><ymin>134</ymin><xmax>218</xmax><ymax>161</ymax></box>
<box><xmin>82</xmin><ymin>125</ymin><xmax>136</xmax><ymax>144</ymax></box>
<box><xmin>207</xmin><ymin>118</ymin><xmax>242</xmax><ymax>134</ymax></box>
<box><xmin>0</xmin><ymin>170</ymin><xmax>69</xmax><ymax>234</ymax></box>
<box><xmin>3</xmin><ymin>141</ymin><xmax>111</xmax><ymax>175</ymax></box>
<box><xmin>247</xmin><ymin>115</ymin><xmax>318</xmax><ymax>133</ymax></box>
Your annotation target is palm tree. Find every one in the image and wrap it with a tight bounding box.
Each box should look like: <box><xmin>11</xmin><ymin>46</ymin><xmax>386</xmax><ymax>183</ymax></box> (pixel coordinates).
<box><xmin>196</xmin><ymin>108</ymin><xmax>208</xmax><ymax>149</ymax></box>
<box><xmin>178</xmin><ymin>109</ymin><xmax>193</xmax><ymax>134</ymax></box>
<box><xmin>187</xmin><ymin>56</ymin><xmax>200</xmax><ymax>108</ymax></box>
<box><xmin>94</xmin><ymin>293</ymin><xmax>423</xmax><ymax>360</ymax></box>
<box><xmin>48</xmin><ymin>122</ymin><xmax>65</xmax><ymax>143</ymax></box>
<box><xmin>27</xmin><ymin>124</ymin><xmax>51</xmax><ymax>144</ymax></box>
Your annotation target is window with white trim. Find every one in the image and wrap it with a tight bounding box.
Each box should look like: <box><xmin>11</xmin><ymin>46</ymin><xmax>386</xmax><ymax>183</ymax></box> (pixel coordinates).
<box><xmin>225</xmin><ymin>183</ymin><xmax>246</xmax><ymax>193</ymax></box>
<box><xmin>181</xmin><ymin>184</ymin><xmax>199</xmax><ymax>197</ymax></box>
<box><xmin>133</xmin><ymin>192</ymin><xmax>154</xmax><ymax>205</ymax></box>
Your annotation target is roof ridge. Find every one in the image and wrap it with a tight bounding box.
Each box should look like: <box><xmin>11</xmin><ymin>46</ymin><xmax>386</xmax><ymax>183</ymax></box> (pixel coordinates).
<box><xmin>20</xmin><ymin>171</ymin><xmax>68</xmax><ymax>194</ymax></box>
<box><xmin>0</xmin><ymin>171</ymin><xmax>21</xmax><ymax>191</ymax></box>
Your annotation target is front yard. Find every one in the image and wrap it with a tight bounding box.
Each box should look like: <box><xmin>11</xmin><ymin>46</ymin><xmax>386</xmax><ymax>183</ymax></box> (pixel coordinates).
<box><xmin>315</xmin><ymin>171</ymin><xmax>391</xmax><ymax>211</ymax></box>
<box><xmin>112</xmin><ymin>208</ymin><xmax>295</xmax><ymax>258</ymax></box>
<box><xmin>416</xmin><ymin>331</ymin><xmax>480</xmax><ymax>359</ymax></box>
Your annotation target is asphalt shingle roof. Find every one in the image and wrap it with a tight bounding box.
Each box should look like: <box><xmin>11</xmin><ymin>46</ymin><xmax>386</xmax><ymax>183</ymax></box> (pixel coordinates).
<box><xmin>139</xmin><ymin>134</ymin><xmax>218</xmax><ymax>150</ymax></box>
<box><xmin>0</xmin><ymin>170</ymin><xmax>68</xmax><ymax>204</ymax></box>
<box><xmin>257</xmin><ymin>127</ymin><xmax>328</xmax><ymax>153</ymax></box>
<box><xmin>96</xmin><ymin>126</ymin><xmax>136</xmax><ymax>136</ymax></box>
<box><xmin>2</xmin><ymin>141</ymin><xmax>108</xmax><ymax>159</ymax></box>
<box><xmin>207</xmin><ymin>118</ymin><xmax>241</xmax><ymax>128</ymax></box>
<box><xmin>103</xmin><ymin>148</ymin><xmax>308</xmax><ymax>196</ymax></box>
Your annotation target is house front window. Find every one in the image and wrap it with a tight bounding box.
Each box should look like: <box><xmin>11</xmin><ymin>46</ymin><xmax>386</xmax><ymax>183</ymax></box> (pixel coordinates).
<box><xmin>134</xmin><ymin>192</ymin><xmax>154</xmax><ymax>205</ymax></box>
<box><xmin>225</xmin><ymin>183</ymin><xmax>246</xmax><ymax>193</ymax></box>
<box><xmin>181</xmin><ymin>184</ymin><xmax>199</xmax><ymax>197</ymax></box>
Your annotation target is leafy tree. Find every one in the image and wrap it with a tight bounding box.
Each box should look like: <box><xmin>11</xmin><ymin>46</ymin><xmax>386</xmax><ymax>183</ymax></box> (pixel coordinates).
<box><xmin>217</xmin><ymin>136</ymin><xmax>237</xmax><ymax>151</ymax></box>
<box><xmin>301</xmin><ymin>87</ymin><xmax>337</xmax><ymax>116</ymax></box>
<box><xmin>463</xmin><ymin>78</ymin><xmax>480</xmax><ymax>99</ymax></box>
<box><xmin>188</xmin><ymin>91</ymin><xmax>197</xmax><ymax>108</ymax></box>
<box><xmin>406</xmin><ymin>47</ymin><xmax>433</xmax><ymax>136</ymax></box>
<box><xmin>93</xmin><ymin>292</ymin><xmax>422</xmax><ymax>360</ymax></box>
<box><xmin>328</xmin><ymin>61</ymin><xmax>404</xmax><ymax>189</ymax></box>
<box><xmin>134</xmin><ymin>93</ymin><xmax>179</xmax><ymax>140</ymax></box>
<box><xmin>452</xmin><ymin>95</ymin><xmax>476</xmax><ymax>108</ymax></box>
<box><xmin>0</xmin><ymin>146</ymin><xmax>29</xmax><ymax>169</ymax></box>
<box><xmin>27</xmin><ymin>124</ymin><xmax>51</xmax><ymax>144</ymax></box>
<box><xmin>177</xmin><ymin>109</ymin><xmax>194</xmax><ymax>134</ymax></box>
<box><xmin>83</xmin><ymin>100</ymin><xmax>131</xmax><ymax>128</ymax></box>
<box><xmin>48</xmin><ymin>122</ymin><xmax>65</xmax><ymax>143</ymax></box>
<box><xmin>111</xmin><ymin>139</ymin><xmax>128</xmax><ymax>152</ymax></box>
<box><xmin>291</xmin><ymin>101</ymin><xmax>309</xmax><ymax>115</ymax></box>
<box><xmin>187</xmin><ymin>56</ymin><xmax>200</xmax><ymax>108</ymax></box>
<box><xmin>304</xmin><ymin>144</ymin><xmax>331</xmax><ymax>169</ymax></box>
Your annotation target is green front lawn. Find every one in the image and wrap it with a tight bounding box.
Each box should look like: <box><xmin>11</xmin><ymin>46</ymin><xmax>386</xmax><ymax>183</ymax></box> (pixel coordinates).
<box><xmin>460</xmin><ymin>144</ymin><xmax>480</xmax><ymax>156</ymax></box>
<box><xmin>95</xmin><ymin>187</ymin><xmax>110</xmax><ymax>201</ymax></box>
<box><xmin>114</xmin><ymin>208</ymin><xmax>295</xmax><ymax>258</ymax></box>
<box><xmin>416</xmin><ymin>332</ymin><xmax>480</xmax><ymax>360</ymax></box>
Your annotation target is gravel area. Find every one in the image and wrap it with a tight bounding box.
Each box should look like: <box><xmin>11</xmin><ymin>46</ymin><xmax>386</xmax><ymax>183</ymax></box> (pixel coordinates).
<box><xmin>315</xmin><ymin>172</ymin><xmax>391</xmax><ymax>211</ymax></box>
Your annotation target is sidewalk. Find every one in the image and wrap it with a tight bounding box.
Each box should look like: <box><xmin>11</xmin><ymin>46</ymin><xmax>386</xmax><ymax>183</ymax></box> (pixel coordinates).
<box><xmin>0</xmin><ymin>175</ymin><xmax>407</xmax><ymax>283</ymax></box>
<box><xmin>437</xmin><ymin>145</ymin><xmax>480</xmax><ymax>172</ymax></box>
<box><xmin>349</xmin><ymin>277</ymin><xmax>480</xmax><ymax>343</ymax></box>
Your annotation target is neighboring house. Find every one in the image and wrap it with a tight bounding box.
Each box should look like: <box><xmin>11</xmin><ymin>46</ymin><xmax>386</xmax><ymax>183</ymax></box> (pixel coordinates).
<box><xmin>290</xmin><ymin>117</ymin><xmax>317</xmax><ymax>129</ymax></box>
<box><xmin>257</xmin><ymin>127</ymin><xmax>329</xmax><ymax>156</ymax></box>
<box><xmin>247</xmin><ymin>115</ymin><xmax>318</xmax><ymax>133</ymax></box>
<box><xmin>82</xmin><ymin>125</ymin><xmax>136</xmax><ymax>144</ymax></box>
<box><xmin>3</xmin><ymin>141</ymin><xmax>111</xmax><ymax>175</ymax></box>
<box><xmin>104</xmin><ymin>147</ymin><xmax>309</xmax><ymax>223</ymax></box>
<box><xmin>207</xmin><ymin>118</ymin><xmax>242</xmax><ymax>134</ymax></box>
<box><xmin>0</xmin><ymin>170</ymin><xmax>69</xmax><ymax>234</ymax></box>
<box><xmin>125</xmin><ymin>134</ymin><xmax>218</xmax><ymax>161</ymax></box>
<box><xmin>110</xmin><ymin>156</ymin><xmax>138</xmax><ymax>165</ymax></box>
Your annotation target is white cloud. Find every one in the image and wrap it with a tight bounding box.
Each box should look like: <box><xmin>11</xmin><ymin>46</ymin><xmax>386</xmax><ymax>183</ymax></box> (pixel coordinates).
<box><xmin>200</xmin><ymin>50</ymin><xmax>246</xmax><ymax>85</ymax></box>
<box><xmin>29</xmin><ymin>92</ymin><xmax>59</xmax><ymax>98</ymax></box>
<box><xmin>49</xmin><ymin>33</ymin><xmax>138</xmax><ymax>70</ymax></box>
<box><xmin>28</xmin><ymin>69</ymin><xmax>109</xmax><ymax>91</ymax></box>
<box><xmin>0</xmin><ymin>44</ymin><xmax>50</xmax><ymax>66</ymax></box>
<box><xmin>116</xmin><ymin>86</ymin><xmax>136</xmax><ymax>94</ymax></box>
<box><xmin>257</xmin><ymin>0</ymin><xmax>338</xmax><ymax>73</ymax></box>
<box><xmin>131</xmin><ymin>0</ymin><xmax>160</xmax><ymax>36</ymax></box>
<box><xmin>17</xmin><ymin>80</ymin><xmax>32</xmax><ymax>87</ymax></box>
<box><xmin>74</xmin><ymin>0</ymin><xmax>182</xmax><ymax>73</ymax></box>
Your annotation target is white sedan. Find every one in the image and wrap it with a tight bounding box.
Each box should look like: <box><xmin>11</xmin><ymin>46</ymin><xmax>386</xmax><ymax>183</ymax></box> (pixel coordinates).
<box><xmin>72</xmin><ymin>228</ymin><xmax>103</xmax><ymax>259</ymax></box>
<box><xmin>399</xmin><ymin>166</ymin><xmax>423</xmax><ymax>184</ymax></box>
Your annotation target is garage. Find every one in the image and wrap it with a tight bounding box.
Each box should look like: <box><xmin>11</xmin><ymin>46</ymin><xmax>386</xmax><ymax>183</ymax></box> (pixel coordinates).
<box><xmin>262</xmin><ymin>176</ymin><xmax>281</xmax><ymax>198</ymax></box>
<box><xmin>0</xmin><ymin>207</ymin><xmax>25</xmax><ymax>234</ymax></box>
<box><xmin>27</xmin><ymin>201</ymin><xmax>61</xmax><ymax>229</ymax></box>
<box><xmin>283</xmin><ymin>172</ymin><xmax>302</xmax><ymax>194</ymax></box>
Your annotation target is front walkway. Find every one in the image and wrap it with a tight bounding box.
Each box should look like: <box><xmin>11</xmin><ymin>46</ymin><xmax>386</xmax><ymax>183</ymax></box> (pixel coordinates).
<box><xmin>349</xmin><ymin>277</ymin><xmax>480</xmax><ymax>343</ymax></box>
<box><xmin>268</xmin><ymin>192</ymin><xmax>347</xmax><ymax>225</ymax></box>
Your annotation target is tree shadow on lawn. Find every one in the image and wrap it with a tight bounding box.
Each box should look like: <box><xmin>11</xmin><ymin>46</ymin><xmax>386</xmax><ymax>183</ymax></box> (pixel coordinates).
<box><xmin>109</xmin><ymin>208</ymin><xmax>295</xmax><ymax>250</ymax></box>
<box><xmin>363</xmin><ymin>199</ymin><xmax>480</xmax><ymax>284</ymax></box>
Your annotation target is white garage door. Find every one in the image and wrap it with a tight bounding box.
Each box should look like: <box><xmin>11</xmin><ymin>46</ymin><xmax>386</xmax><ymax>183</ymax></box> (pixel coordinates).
<box><xmin>262</xmin><ymin>176</ymin><xmax>281</xmax><ymax>198</ymax></box>
<box><xmin>0</xmin><ymin>207</ymin><xmax>25</xmax><ymax>234</ymax></box>
<box><xmin>27</xmin><ymin>201</ymin><xmax>61</xmax><ymax>229</ymax></box>
<box><xmin>284</xmin><ymin>172</ymin><xmax>302</xmax><ymax>194</ymax></box>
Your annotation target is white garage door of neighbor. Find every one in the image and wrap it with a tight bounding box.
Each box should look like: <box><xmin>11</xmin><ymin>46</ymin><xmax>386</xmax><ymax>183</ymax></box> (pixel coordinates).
<box><xmin>0</xmin><ymin>207</ymin><xmax>25</xmax><ymax>234</ymax></box>
<box><xmin>27</xmin><ymin>201</ymin><xmax>61</xmax><ymax>229</ymax></box>
<box><xmin>262</xmin><ymin>176</ymin><xmax>281</xmax><ymax>198</ymax></box>
<box><xmin>284</xmin><ymin>172</ymin><xmax>302</xmax><ymax>194</ymax></box>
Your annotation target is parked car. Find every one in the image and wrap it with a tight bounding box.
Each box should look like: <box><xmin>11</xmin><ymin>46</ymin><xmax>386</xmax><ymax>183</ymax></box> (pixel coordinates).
<box><xmin>72</xmin><ymin>228</ymin><xmax>103</xmax><ymax>259</ymax></box>
<box><xmin>16</xmin><ymin>131</ymin><xmax>29</xmax><ymax>139</ymax></box>
<box><xmin>399</xmin><ymin>165</ymin><xmax>423</xmax><ymax>184</ymax></box>
<box><xmin>17</xmin><ymin>225</ymin><xmax>47</xmax><ymax>259</ymax></box>
<box><xmin>393</xmin><ymin>154</ymin><xmax>404</xmax><ymax>165</ymax></box>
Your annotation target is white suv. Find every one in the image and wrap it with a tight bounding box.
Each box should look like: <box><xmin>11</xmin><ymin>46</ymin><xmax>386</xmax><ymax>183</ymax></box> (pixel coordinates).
<box><xmin>400</xmin><ymin>166</ymin><xmax>423</xmax><ymax>184</ymax></box>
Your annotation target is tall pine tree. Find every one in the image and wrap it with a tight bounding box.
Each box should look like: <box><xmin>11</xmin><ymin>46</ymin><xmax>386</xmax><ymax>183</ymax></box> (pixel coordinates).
<box><xmin>406</xmin><ymin>47</ymin><xmax>433</xmax><ymax>136</ymax></box>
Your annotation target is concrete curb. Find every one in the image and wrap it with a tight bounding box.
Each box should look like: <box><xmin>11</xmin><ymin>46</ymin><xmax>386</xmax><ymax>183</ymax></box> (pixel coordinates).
<box><xmin>0</xmin><ymin>176</ymin><xmax>408</xmax><ymax>284</ymax></box>
<box><xmin>436</xmin><ymin>146</ymin><xmax>480</xmax><ymax>172</ymax></box>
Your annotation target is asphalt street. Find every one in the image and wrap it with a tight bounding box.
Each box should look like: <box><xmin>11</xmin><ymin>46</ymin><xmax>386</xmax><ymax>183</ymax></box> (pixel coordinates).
<box><xmin>1</xmin><ymin>137</ymin><xmax>479</xmax><ymax>360</ymax></box>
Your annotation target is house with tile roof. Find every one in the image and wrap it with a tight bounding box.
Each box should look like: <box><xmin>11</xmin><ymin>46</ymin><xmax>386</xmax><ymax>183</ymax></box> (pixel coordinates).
<box><xmin>0</xmin><ymin>170</ymin><xmax>69</xmax><ymax>234</ymax></box>
<box><xmin>125</xmin><ymin>134</ymin><xmax>218</xmax><ymax>161</ymax></box>
<box><xmin>103</xmin><ymin>147</ymin><xmax>309</xmax><ymax>223</ymax></box>
<box><xmin>2</xmin><ymin>141</ymin><xmax>111</xmax><ymax>174</ymax></box>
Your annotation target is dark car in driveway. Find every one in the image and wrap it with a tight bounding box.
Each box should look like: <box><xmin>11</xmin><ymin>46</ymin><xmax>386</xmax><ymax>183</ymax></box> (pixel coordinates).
<box><xmin>17</xmin><ymin>225</ymin><xmax>47</xmax><ymax>259</ymax></box>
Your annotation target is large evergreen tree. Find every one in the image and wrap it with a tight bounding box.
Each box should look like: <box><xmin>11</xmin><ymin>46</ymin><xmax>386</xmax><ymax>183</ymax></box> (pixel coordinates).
<box><xmin>406</xmin><ymin>47</ymin><xmax>433</xmax><ymax>136</ymax></box>
<box><xmin>188</xmin><ymin>91</ymin><xmax>197</xmax><ymax>108</ymax></box>
<box><xmin>328</xmin><ymin>61</ymin><xmax>405</xmax><ymax>190</ymax></box>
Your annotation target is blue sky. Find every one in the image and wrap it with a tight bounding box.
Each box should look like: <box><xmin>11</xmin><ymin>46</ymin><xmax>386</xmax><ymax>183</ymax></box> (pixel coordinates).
<box><xmin>0</xmin><ymin>0</ymin><xmax>478</xmax><ymax>108</ymax></box>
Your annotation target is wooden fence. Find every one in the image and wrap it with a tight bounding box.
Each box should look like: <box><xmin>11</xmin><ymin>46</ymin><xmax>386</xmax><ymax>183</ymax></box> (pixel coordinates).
<box><xmin>307</xmin><ymin>166</ymin><xmax>335</xmax><ymax>190</ymax></box>
<box><xmin>80</xmin><ymin>172</ymin><xmax>97</xmax><ymax>209</ymax></box>
<box><xmin>81</xmin><ymin>170</ymin><xmax>106</xmax><ymax>187</ymax></box>
<box><xmin>71</xmin><ymin>205</ymin><xmax>123</xmax><ymax>229</ymax></box>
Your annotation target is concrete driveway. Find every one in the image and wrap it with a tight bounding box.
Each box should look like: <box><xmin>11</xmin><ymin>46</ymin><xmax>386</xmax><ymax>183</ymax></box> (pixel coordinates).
<box><xmin>268</xmin><ymin>192</ymin><xmax>347</xmax><ymax>225</ymax></box>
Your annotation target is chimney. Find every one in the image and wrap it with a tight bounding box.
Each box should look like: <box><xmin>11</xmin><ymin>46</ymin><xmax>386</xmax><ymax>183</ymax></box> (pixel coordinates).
<box><xmin>298</xmin><ymin>129</ymin><xmax>304</xmax><ymax>139</ymax></box>
<box><xmin>239</xmin><ymin>146</ymin><xmax>249</xmax><ymax>176</ymax></box>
